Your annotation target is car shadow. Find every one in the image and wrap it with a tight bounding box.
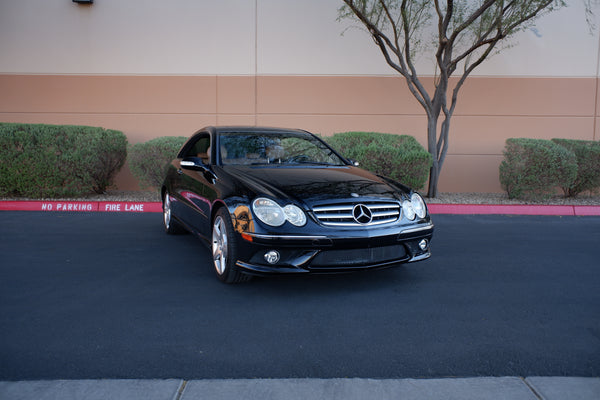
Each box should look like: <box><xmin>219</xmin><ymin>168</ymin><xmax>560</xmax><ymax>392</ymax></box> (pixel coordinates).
<box><xmin>237</xmin><ymin>265</ymin><xmax>417</xmax><ymax>295</ymax></box>
<box><xmin>172</xmin><ymin>232</ymin><xmax>424</xmax><ymax>296</ymax></box>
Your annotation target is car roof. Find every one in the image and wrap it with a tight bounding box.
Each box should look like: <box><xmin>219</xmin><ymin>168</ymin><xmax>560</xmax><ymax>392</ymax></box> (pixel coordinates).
<box><xmin>201</xmin><ymin>126</ymin><xmax>311</xmax><ymax>135</ymax></box>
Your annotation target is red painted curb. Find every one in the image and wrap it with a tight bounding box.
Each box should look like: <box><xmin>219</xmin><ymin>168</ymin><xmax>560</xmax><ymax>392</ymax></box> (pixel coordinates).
<box><xmin>0</xmin><ymin>201</ymin><xmax>162</xmax><ymax>213</ymax></box>
<box><xmin>426</xmin><ymin>204</ymin><xmax>585</xmax><ymax>216</ymax></box>
<box><xmin>0</xmin><ymin>200</ymin><xmax>598</xmax><ymax>216</ymax></box>
<box><xmin>97</xmin><ymin>202</ymin><xmax>162</xmax><ymax>213</ymax></box>
<box><xmin>573</xmin><ymin>206</ymin><xmax>600</xmax><ymax>216</ymax></box>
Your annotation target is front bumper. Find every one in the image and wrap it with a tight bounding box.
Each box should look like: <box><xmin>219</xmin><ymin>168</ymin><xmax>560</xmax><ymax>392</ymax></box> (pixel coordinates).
<box><xmin>234</xmin><ymin>222</ymin><xmax>434</xmax><ymax>276</ymax></box>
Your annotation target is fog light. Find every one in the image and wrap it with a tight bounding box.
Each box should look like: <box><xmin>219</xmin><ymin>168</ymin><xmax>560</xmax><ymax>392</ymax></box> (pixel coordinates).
<box><xmin>264</xmin><ymin>250</ymin><xmax>280</xmax><ymax>264</ymax></box>
<box><xmin>418</xmin><ymin>239</ymin><xmax>429</xmax><ymax>251</ymax></box>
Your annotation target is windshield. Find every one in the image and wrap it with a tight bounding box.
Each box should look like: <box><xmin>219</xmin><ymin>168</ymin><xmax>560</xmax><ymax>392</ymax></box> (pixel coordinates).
<box><xmin>218</xmin><ymin>131</ymin><xmax>347</xmax><ymax>166</ymax></box>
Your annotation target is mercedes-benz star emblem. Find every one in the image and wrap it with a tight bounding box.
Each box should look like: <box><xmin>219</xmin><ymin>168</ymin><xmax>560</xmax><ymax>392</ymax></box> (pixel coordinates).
<box><xmin>352</xmin><ymin>204</ymin><xmax>373</xmax><ymax>224</ymax></box>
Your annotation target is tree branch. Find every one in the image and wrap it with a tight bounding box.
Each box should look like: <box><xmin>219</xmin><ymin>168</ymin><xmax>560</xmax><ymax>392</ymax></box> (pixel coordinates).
<box><xmin>448</xmin><ymin>0</ymin><xmax>497</xmax><ymax>43</ymax></box>
<box><xmin>343</xmin><ymin>1</ymin><xmax>433</xmax><ymax>110</ymax></box>
<box><xmin>451</xmin><ymin>0</ymin><xmax>555</xmax><ymax>70</ymax></box>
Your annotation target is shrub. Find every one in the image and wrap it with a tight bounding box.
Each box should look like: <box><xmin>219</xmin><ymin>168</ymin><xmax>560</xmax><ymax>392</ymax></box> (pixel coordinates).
<box><xmin>326</xmin><ymin>131</ymin><xmax>432</xmax><ymax>190</ymax></box>
<box><xmin>128</xmin><ymin>136</ymin><xmax>187</xmax><ymax>189</ymax></box>
<box><xmin>499</xmin><ymin>138</ymin><xmax>578</xmax><ymax>201</ymax></box>
<box><xmin>72</xmin><ymin>127</ymin><xmax>128</xmax><ymax>194</ymax></box>
<box><xmin>0</xmin><ymin>123</ymin><xmax>127</xmax><ymax>198</ymax></box>
<box><xmin>552</xmin><ymin>138</ymin><xmax>600</xmax><ymax>197</ymax></box>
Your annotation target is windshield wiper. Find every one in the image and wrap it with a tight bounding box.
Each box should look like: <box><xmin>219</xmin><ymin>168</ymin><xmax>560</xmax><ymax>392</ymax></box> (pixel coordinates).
<box><xmin>290</xmin><ymin>161</ymin><xmax>342</xmax><ymax>166</ymax></box>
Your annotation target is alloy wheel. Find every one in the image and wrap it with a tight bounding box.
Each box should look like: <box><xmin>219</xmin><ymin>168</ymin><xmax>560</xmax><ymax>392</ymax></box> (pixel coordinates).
<box><xmin>212</xmin><ymin>216</ymin><xmax>228</xmax><ymax>275</ymax></box>
<box><xmin>163</xmin><ymin>193</ymin><xmax>172</xmax><ymax>230</ymax></box>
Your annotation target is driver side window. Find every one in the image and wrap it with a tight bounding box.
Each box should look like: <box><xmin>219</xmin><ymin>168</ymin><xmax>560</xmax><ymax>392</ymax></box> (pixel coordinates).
<box><xmin>184</xmin><ymin>135</ymin><xmax>211</xmax><ymax>164</ymax></box>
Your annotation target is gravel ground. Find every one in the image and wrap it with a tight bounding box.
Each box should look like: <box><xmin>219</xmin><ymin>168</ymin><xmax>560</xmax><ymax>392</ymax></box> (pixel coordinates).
<box><xmin>1</xmin><ymin>191</ymin><xmax>162</xmax><ymax>203</ymax></box>
<box><xmin>3</xmin><ymin>190</ymin><xmax>599</xmax><ymax>205</ymax></box>
<box><xmin>425</xmin><ymin>192</ymin><xmax>600</xmax><ymax>205</ymax></box>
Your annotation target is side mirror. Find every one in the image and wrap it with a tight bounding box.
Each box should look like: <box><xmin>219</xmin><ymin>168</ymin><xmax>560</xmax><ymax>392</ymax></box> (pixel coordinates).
<box><xmin>348</xmin><ymin>159</ymin><xmax>360</xmax><ymax>167</ymax></box>
<box><xmin>180</xmin><ymin>157</ymin><xmax>208</xmax><ymax>171</ymax></box>
<box><xmin>180</xmin><ymin>156</ymin><xmax>217</xmax><ymax>183</ymax></box>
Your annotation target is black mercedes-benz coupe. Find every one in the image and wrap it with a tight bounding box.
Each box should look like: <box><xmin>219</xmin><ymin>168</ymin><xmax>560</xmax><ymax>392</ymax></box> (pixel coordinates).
<box><xmin>162</xmin><ymin>126</ymin><xmax>434</xmax><ymax>283</ymax></box>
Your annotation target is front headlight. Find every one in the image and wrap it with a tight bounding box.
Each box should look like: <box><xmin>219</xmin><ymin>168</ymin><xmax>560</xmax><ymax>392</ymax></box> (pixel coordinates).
<box><xmin>402</xmin><ymin>193</ymin><xmax>427</xmax><ymax>220</ymax></box>
<box><xmin>252</xmin><ymin>198</ymin><xmax>285</xmax><ymax>226</ymax></box>
<box><xmin>402</xmin><ymin>200</ymin><xmax>416</xmax><ymax>220</ymax></box>
<box><xmin>252</xmin><ymin>197</ymin><xmax>307</xmax><ymax>227</ymax></box>
<box><xmin>411</xmin><ymin>193</ymin><xmax>427</xmax><ymax>219</ymax></box>
<box><xmin>283</xmin><ymin>204</ymin><xmax>307</xmax><ymax>226</ymax></box>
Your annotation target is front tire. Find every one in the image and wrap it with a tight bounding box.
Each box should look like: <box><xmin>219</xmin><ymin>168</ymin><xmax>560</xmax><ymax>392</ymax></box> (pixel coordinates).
<box><xmin>163</xmin><ymin>192</ymin><xmax>185</xmax><ymax>234</ymax></box>
<box><xmin>212</xmin><ymin>208</ymin><xmax>250</xmax><ymax>283</ymax></box>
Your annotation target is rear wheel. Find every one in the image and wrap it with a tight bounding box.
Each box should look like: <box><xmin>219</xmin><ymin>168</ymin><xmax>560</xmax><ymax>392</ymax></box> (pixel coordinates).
<box><xmin>163</xmin><ymin>192</ymin><xmax>185</xmax><ymax>234</ymax></box>
<box><xmin>212</xmin><ymin>208</ymin><xmax>250</xmax><ymax>283</ymax></box>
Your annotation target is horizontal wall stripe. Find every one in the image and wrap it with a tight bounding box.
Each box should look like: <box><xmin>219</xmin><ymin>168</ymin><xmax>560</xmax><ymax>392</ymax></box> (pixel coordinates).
<box><xmin>1</xmin><ymin>74</ymin><xmax>598</xmax><ymax>193</ymax></box>
<box><xmin>3</xmin><ymin>75</ymin><xmax>594</xmax><ymax>117</ymax></box>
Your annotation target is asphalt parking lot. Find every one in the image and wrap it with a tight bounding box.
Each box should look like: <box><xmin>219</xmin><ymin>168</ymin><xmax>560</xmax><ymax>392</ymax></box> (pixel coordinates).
<box><xmin>0</xmin><ymin>212</ymin><xmax>599</xmax><ymax>381</ymax></box>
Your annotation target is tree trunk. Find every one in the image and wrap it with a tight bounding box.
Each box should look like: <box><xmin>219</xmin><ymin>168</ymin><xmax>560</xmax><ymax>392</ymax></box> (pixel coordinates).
<box><xmin>426</xmin><ymin>115</ymin><xmax>440</xmax><ymax>198</ymax></box>
<box><xmin>428</xmin><ymin>164</ymin><xmax>439</xmax><ymax>198</ymax></box>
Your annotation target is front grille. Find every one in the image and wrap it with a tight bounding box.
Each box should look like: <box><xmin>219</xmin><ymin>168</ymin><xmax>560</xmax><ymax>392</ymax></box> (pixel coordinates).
<box><xmin>310</xmin><ymin>245</ymin><xmax>407</xmax><ymax>267</ymax></box>
<box><xmin>312</xmin><ymin>202</ymin><xmax>400</xmax><ymax>226</ymax></box>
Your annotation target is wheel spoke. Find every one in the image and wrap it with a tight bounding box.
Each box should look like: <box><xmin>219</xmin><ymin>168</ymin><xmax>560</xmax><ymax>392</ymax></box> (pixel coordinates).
<box><xmin>163</xmin><ymin>195</ymin><xmax>171</xmax><ymax>228</ymax></box>
<box><xmin>212</xmin><ymin>217</ymin><xmax>227</xmax><ymax>275</ymax></box>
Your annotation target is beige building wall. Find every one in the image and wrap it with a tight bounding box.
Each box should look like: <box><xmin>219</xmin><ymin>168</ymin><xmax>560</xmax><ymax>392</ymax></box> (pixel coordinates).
<box><xmin>1</xmin><ymin>0</ymin><xmax>599</xmax><ymax>193</ymax></box>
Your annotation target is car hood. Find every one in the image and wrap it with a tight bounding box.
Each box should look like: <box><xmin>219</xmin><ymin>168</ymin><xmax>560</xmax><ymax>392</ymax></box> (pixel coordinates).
<box><xmin>221</xmin><ymin>165</ymin><xmax>410</xmax><ymax>206</ymax></box>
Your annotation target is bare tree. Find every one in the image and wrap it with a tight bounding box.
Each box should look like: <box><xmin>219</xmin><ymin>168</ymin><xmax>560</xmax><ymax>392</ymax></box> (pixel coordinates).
<box><xmin>338</xmin><ymin>0</ymin><xmax>591</xmax><ymax>197</ymax></box>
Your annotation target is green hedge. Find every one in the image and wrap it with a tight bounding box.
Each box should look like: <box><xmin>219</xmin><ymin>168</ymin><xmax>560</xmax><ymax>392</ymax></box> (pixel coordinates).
<box><xmin>499</xmin><ymin>138</ymin><xmax>578</xmax><ymax>201</ymax></box>
<box><xmin>325</xmin><ymin>131</ymin><xmax>432</xmax><ymax>190</ymax></box>
<box><xmin>128</xmin><ymin>136</ymin><xmax>187</xmax><ymax>190</ymax></box>
<box><xmin>552</xmin><ymin>138</ymin><xmax>600</xmax><ymax>197</ymax></box>
<box><xmin>0</xmin><ymin>123</ymin><xmax>127</xmax><ymax>198</ymax></box>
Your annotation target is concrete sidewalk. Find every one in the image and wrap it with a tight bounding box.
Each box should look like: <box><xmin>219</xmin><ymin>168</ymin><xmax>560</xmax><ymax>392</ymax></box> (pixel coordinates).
<box><xmin>1</xmin><ymin>377</ymin><xmax>599</xmax><ymax>400</ymax></box>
